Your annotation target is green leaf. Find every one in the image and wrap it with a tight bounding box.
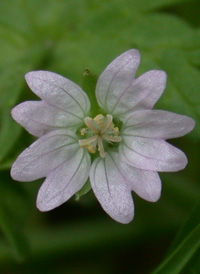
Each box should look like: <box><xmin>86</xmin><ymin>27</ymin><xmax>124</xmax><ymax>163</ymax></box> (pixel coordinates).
<box><xmin>0</xmin><ymin>65</ymin><xmax>27</xmax><ymax>108</ymax></box>
<box><xmin>0</xmin><ymin>40</ymin><xmax>51</xmax><ymax>162</ymax></box>
<box><xmin>169</xmin><ymin>203</ymin><xmax>200</xmax><ymax>253</ymax></box>
<box><xmin>0</xmin><ymin>178</ymin><xmax>31</xmax><ymax>261</ymax></box>
<box><xmin>0</xmin><ymin>43</ymin><xmax>52</xmax><ymax>109</ymax></box>
<box><xmin>128</xmin><ymin>0</ymin><xmax>186</xmax><ymax>12</ymax></box>
<box><xmin>158</xmin><ymin>49</ymin><xmax>200</xmax><ymax>138</ymax></box>
<box><xmin>152</xmin><ymin>224</ymin><xmax>200</xmax><ymax>274</ymax></box>
<box><xmin>0</xmin><ymin>131</ymin><xmax>35</xmax><ymax>170</ymax></box>
<box><xmin>186</xmin><ymin>48</ymin><xmax>200</xmax><ymax>66</ymax></box>
<box><xmin>0</xmin><ymin>204</ymin><xmax>30</xmax><ymax>262</ymax></box>
<box><xmin>0</xmin><ymin>177</ymin><xmax>30</xmax><ymax>221</ymax></box>
<box><xmin>124</xmin><ymin>14</ymin><xmax>198</xmax><ymax>49</ymax></box>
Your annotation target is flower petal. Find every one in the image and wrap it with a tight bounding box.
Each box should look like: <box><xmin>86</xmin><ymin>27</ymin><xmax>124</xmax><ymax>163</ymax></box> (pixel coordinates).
<box><xmin>25</xmin><ymin>71</ymin><xmax>90</xmax><ymax>119</ymax></box>
<box><xmin>96</xmin><ymin>49</ymin><xmax>140</xmax><ymax>113</ymax></box>
<box><xmin>115</xmin><ymin>153</ymin><xmax>162</xmax><ymax>202</ymax></box>
<box><xmin>119</xmin><ymin>136</ymin><xmax>188</xmax><ymax>172</ymax></box>
<box><xmin>37</xmin><ymin>149</ymin><xmax>90</xmax><ymax>211</ymax></box>
<box><xmin>90</xmin><ymin>153</ymin><xmax>134</xmax><ymax>224</ymax></box>
<box><xmin>134</xmin><ymin>70</ymin><xmax>167</xmax><ymax>110</ymax></box>
<box><xmin>128</xmin><ymin>170</ymin><xmax>161</xmax><ymax>202</ymax></box>
<box><xmin>109</xmin><ymin>152</ymin><xmax>161</xmax><ymax>202</ymax></box>
<box><xmin>11</xmin><ymin>129</ymin><xmax>80</xmax><ymax>182</ymax></box>
<box><xmin>113</xmin><ymin>70</ymin><xmax>167</xmax><ymax>116</ymax></box>
<box><xmin>12</xmin><ymin>101</ymin><xmax>83</xmax><ymax>137</ymax></box>
<box><xmin>97</xmin><ymin>61</ymin><xmax>166</xmax><ymax>116</ymax></box>
<box><xmin>123</xmin><ymin>110</ymin><xmax>195</xmax><ymax>139</ymax></box>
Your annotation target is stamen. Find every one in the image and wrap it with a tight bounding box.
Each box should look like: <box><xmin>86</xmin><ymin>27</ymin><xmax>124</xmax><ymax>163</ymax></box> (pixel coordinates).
<box><xmin>100</xmin><ymin>115</ymin><xmax>113</xmax><ymax>134</ymax></box>
<box><xmin>113</xmin><ymin>127</ymin><xmax>119</xmax><ymax>135</ymax></box>
<box><xmin>79</xmin><ymin>114</ymin><xmax>122</xmax><ymax>158</ymax></box>
<box><xmin>84</xmin><ymin>117</ymin><xmax>99</xmax><ymax>134</ymax></box>
<box><xmin>98</xmin><ymin>137</ymin><xmax>106</xmax><ymax>158</ymax></box>
<box><xmin>103</xmin><ymin>134</ymin><xmax>122</xmax><ymax>143</ymax></box>
<box><xmin>93</xmin><ymin>114</ymin><xmax>104</xmax><ymax>125</ymax></box>
<box><xmin>87</xmin><ymin>144</ymin><xmax>96</xmax><ymax>154</ymax></box>
<box><xmin>80</xmin><ymin>128</ymin><xmax>87</xmax><ymax>136</ymax></box>
<box><xmin>79</xmin><ymin>135</ymin><xmax>98</xmax><ymax>146</ymax></box>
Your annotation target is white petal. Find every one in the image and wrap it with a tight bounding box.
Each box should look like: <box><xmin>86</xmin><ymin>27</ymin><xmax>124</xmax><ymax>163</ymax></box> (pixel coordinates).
<box><xmin>119</xmin><ymin>136</ymin><xmax>188</xmax><ymax>172</ymax></box>
<box><xmin>113</xmin><ymin>70</ymin><xmax>167</xmax><ymax>116</ymax></box>
<box><xmin>97</xmin><ymin>62</ymin><xmax>167</xmax><ymax>116</ymax></box>
<box><xmin>123</xmin><ymin>110</ymin><xmax>195</xmax><ymax>139</ymax></box>
<box><xmin>134</xmin><ymin>70</ymin><xmax>167</xmax><ymax>110</ymax></box>
<box><xmin>90</xmin><ymin>153</ymin><xmax>134</xmax><ymax>224</ymax></box>
<box><xmin>128</xmin><ymin>170</ymin><xmax>161</xmax><ymax>202</ymax></box>
<box><xmin>11</xmin><ymin>129</ymin><xmax>80</xmax><ymax>182</ymax></box>
<box><xmin>96</xmin><ymin>49</ymin><xmax>140</xmax><ymax>113</ymax></box>
<box><xmin>12</xmin><ymin>101</ymin><xmax>84</xmax><ymax>137</ymax></box>
<box><xmin>25</xmin><ymin>71</ymin><xmax>90</xmax><ymax>119</ymax></box>
<box><xmin>37</xmin><ymin>149</ymin><xmax>90</xmax><ymax>211</ymax></box>
<box><xmin>109</xmin><ymin>152</ymin><xmax>162</xmax><ymax>202</ymax></box>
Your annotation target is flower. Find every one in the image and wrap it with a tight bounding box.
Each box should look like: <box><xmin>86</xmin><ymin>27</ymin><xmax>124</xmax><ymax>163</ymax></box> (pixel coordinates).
<box><xmin>11</xmin><ymin>49</ymin><xmax>195</xmax><ymax>224</ymax></box>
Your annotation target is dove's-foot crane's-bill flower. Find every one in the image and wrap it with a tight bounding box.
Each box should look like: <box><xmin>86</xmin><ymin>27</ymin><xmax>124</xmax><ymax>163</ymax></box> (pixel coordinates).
<box><xmin>11</xmin><ymin>49</ymin><xmax>195</xmax><ymax>224</ymax></box>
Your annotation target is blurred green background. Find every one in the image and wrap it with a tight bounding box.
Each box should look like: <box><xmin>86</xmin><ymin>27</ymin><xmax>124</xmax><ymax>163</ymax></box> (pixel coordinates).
<box><xmin>0</xmin><ymin>0</ymin><xmax>200</xmax><ymax>273</ymax></box>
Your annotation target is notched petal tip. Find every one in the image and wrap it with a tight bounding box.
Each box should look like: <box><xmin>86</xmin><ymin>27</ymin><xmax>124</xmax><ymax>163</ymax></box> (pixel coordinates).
<box><xmin>149</xmin><ymin>189</ymin><xmax>162</xmax><ymax>203</ymax></box>
<box><xmin>36</xmin><ymin>181</ymin><xmax>64</xmax><ymax>212</ymax></box>
<box><xmin>36</xmin><ymin>196</ymin><xmax>53</xmax><ymax>212</ymax></box>
<box><xmin>101</xmin><ymin>198</ymin><xmax>134</xmax><ymax>224</ymax></box>
<box><xmin>10</xmin><ymin>162</ymin><xmax>31</xmax><ymax>182</ymax></box>
<box><xmin>176</xmin><ymin>153</ymin><xmax>188</xmax><ymax>171</ymax></box>
<box><xmin>25</xmin><ymin>70</ymin><xmax>43</xmax><ymax>79</ymax></box>
<box><xmin>125</xmin><ymin>48</ymin><xmax>141</xmax><ymax>60</ymax></box>
<box><xmin>11</xmin><ymin>105</ymin><xmax>19</xmax><ymax>121</ymax></box>
<box><xmin>149</xmin><ymin>70</ymin><xmax>167</xmax><ymax>85</ymax></box>
<box><xmin>25</xmin><ymin>71</ymin><xmax>44</xmax><ymax>92</ymax></box>
<box><xmin>10</xmin><ymin>164</ymin><xmax>18</xmax><ymax>181</ymax></box>
<box><xmin>186</xmin><ymin>117</ymin><xmax>196</xmax><ymax>133</ymax></box>
<box><xmin>25</xmin><ymin>71</ymin><xmax>52</xmax><ymax>90</ymax></box>
<box><xmin>117</xmin><ymin>211</ymin><xmax>134</xmax><ymax>224</ymax></box>
<box><xmin>11</xmin><ymin>102</ymin><xmax>31</xmax><ymax>124</ymax></box>
<box><xmin>25</xmin><ymin>70</ymin><xmax>57</xmax><ymax>89</ymax></box>
<box><xmin>154</xmin><ymin>69</ymin><xmax>167</xmax><ymax>78</ymax></box>
<box><xmin>25</xmin><ymin>70</ymin><xmax>38</xmax><ymax>84</ymax></box>
<box><xmin>155</xmin><ymin>70</ymin><xmax>167</xmax><ymax>92</ymax></box>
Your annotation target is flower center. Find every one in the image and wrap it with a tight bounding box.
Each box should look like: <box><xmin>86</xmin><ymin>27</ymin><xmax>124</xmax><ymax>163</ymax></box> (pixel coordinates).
<box><xmin>79</xmin><ymin>114</ymin><xmax>122</xmax><ymax>158</ymax></box>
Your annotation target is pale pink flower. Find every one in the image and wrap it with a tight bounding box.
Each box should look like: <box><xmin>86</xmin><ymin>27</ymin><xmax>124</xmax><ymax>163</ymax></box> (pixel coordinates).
<box><xmin>11</xmin><ymin>50</ymin><xmax>195</xmax><ymax>223</ymax></box>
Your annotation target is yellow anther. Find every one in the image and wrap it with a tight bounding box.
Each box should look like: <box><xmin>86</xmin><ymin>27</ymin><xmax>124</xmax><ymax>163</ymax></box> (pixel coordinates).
<box><xmin>113</xmin><ymin>127</ymin><xmax>119</xmax><ymax>135</ymax></box>
<box><xmin>87</xmin><ymin>144</ymin><xmax>96</xmax><ymax>154</ymax></box>
<box><xmin>80</xmin><ymin>128</ymin><xmax>87</xmax><ymax>136</ymax></box>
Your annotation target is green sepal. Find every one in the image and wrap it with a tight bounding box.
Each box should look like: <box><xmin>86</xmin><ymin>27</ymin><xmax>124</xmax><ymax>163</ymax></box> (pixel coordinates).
<box><xmin>81</xmin><ymin>69</ymin><xmax>100</xmax><ymax>116</ymax></box>
<box><xmin>75</xmin><ymin>179</ymin><xmax>91</xmax><ymax>201</ymax></box>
